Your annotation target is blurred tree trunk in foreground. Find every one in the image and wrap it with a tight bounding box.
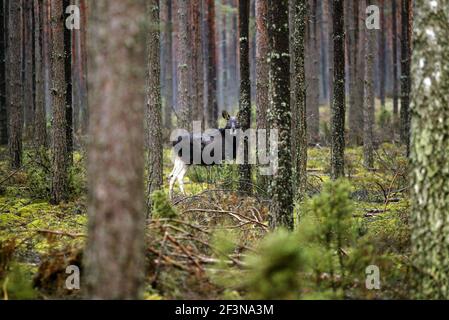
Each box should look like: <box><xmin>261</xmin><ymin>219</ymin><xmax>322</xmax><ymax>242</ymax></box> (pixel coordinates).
<box><xmin>410</xmin><ymin>0</ymin><xmax>449</xmax><ymax>300</ymax></box>
<box><xmin>84</xmin><ymin>0</ymin><xmax>145</xmax><ymax>299</ymax></box>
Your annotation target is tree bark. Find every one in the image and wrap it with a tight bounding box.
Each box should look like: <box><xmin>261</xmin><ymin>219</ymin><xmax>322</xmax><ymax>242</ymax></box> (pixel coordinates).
<box><xmin>50</xmin><ymin>0</ymin><xmax>68</xmax><ymax>204</ymax></box>
<box><xmin>190</xmin><ymin>0</ymin><xmax>204</xmax><ymax>125</ymax></box>
<box><xmin>85</xmin><ymin>0</ymin><xmax>145</xmax><ymax>300</ymax></box>
<box><xmin>34</xmin><ymin>0</ymin><xmax>47</xmax><ymax>148</ymax></box>
<box><xmin>23</xmin><ymin>0</ymin><xmax>34</xmax><ymax>137</ymax></box>
<box><xmin>378</xmin><ymin>0</ymin><xmax>386</xmax><ymax>109</ymax></box>
<box><xmin>146</xmin><ymin>0</ymin><xmax>163</xmax><ymax>214</ymax></box>
<box><xmin>255</xmin><ymin>0</ymin><xmax>269</xmax><ymax>190</ymax></box>
<box><xmin>410</xmin><ymin>0</ymin><xmax>449</xmax><ymax>299</ymax></box>
<box><xmin>326</xmin><ymin>0</ymin><xmax>334</xmax><ymax>109</ymax></box>
<box><xmin>306</xmin><ymin>0</ymin><xmax>320</xmax><ymax>144</ymax></box>
<box><xmin>392</xmin><ymin>0</ymin><xmax>399</xmax><ymax>126</ymax></box>
<box><xmin>63</xmin><ymin>0</ymin><xmax>73</xmax><ymax>162</ymax></box>
<box><xmin>176</xmin><ymin>0</ymin><xmax>191</xmax><ymax>130</ymax></box>
<box><xmin>268</xmin><ymin>0</ymin><xmax>293</xmax><ymax>230</ymax></box>
<box><xmin>8</xmin><ymin>0</ymin><xmax>23</xmax><ymax>169</ymax></box>
<box><xmin>238</xmin><ymin>0</ymin><xmax>252</xmax><ymax>194</ymax></box>
<box><xmin>347</xmin><ymin>0</ymin><xmax>363</xmax><ymax>145</ymax></box>
<box><xmin>161</xmin><ymin>0</ymin><xmax>173</xmax><ymax>130</ymax></box>
<box><xmin>206</xmin><ymin>0</ymin><xmax>218</xmax><ymax>128</ymax></box>
<box><xmin>0</xmin><ymin>0</ymin><xmax>8</xmax><ymax>145</ymax></box>
<box><xmin>220</xmin><ymin>0</ymin><xmax>228</xmax><ymax>111</ymax></box>
<box><xmin>292</xmin><ymin>0</ymin><xmax>307</xmax><ymax>201</ymax></box>
<box><xmin>400</xmin><ymin>0</ymin><xmax>412</xmax><ymax>154</ymax></box>
<box><xmin>363</xmin><ymin>0</ymin><xmax>376</xmax><ymax>169</ymax></box>
<box><xmin>330</xmin><ymin>0</ymin><xmax>345</xmax><ymax>180</ymax></box>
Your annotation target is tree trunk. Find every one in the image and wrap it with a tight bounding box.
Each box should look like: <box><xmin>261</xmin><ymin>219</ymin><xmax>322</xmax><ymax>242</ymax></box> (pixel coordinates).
<box><xmin>330</xmin><ymin>0</ymin><xmax>345</xmax><ymax>179</ymax></box>
<box><xmin>79</xmin><ymin>0</ymin><xmax>88</xmax><ymax>135</ymax></box>
<box><xmin>392</xmin><ymin>0</ymin><xmax>399</xmax><ymax>126</ymax></box>
<box><xmin>268</xmin><ymin>0</ymin><xmax>293</xmax><ymax>230</ymax></box>
<box><xmin>400</xmin><ymin>0</ymin><xmax>412</xmax><ymax>153</ymax></box>
<box><xmin>190</xmin><ymin>0</ymin><xmax>204</xmax><ymax>125</ymax></box>
<box><xmin>305</xmin><ymin>0</ymin><xmax>320</xmax><ymax>144</ymax></box>
<box><xmin>84</xmin><ymin>0</ymin><xmax>145</xmax><ymax>300</ymax></box>
<box><xmin>50</xmin><ymin>0</ymin><xmax>68</xmax><ymax>204</ymax></box>
<box><xmin>347</xmin><ymin>0</ymin><xmax>363</xmax><ymax>145</ymax></box>
<box><xmin>8</xmin><ymin>0</ymin><xmax>23</xmax><ymax>169</ymax></box>
<box><xmin>161</xmin><ymin>0</ymin><xmax>173</xmax><ymax>130</ymax></box>
<box><xmin>146</xmin><ymin>0</ymin><xmax>163</xmax><ymax>214</ymax></box>
<box><xmin>63</xmin><ymin>0</ymin><xmax>73</xmax><ymax>162</ymax></box>
<box><xmin>292</xmin><ymin>0</ymin><xmax>307</xmax><ymax>201</ymax></box>
<box><xmin>356</xmin><ymin>0</ymin><xmax>365</xmax><ymax>144</ymax></box>
<box><xmin>410</xmin><ymin>0</ymin><xmax>449</xmax><ymax>299</ymax></box>
<box><xmin>220</xmin><ymin>0</ymin><xmax>228</xmax><ymax>111</ymax></box>
<box><xmin>255</xmin><ymin>0</ymin><xmax>269</xmax><ymax>190</ymax></box>
<box><xmin>363</xmin><ymin>0</ymin><xmax>376</xmax><ymax>169</ymax></box>
<box><xmin>206</xmin><ymin>0</ymin><xmax>218</xmax><ymax>128</ymax></box>
<box><xmin>238</xmin><ymin>0</ymin><xmax>252</xmax><ymax>194</ymax></box>
<box><xmin>326</xmin><ymin>0</ymin><xmax>334</xmax><ymax>109</ymax></box>
<box><xmin>378</xmin><ymin>0</ymin><xmax>386</xmax><ymax>109</ymax></box>
<box><xmin>0</xmin><ymin>0</ymin><xmax>8</xmax><ymax>145</ymax></box>
<box><xmin>176</xmin><ymin>0</ymin><xmax>191</xmax><ymax>130</ymax></box>
<box><xmin>23</xmin><ymin>0</ymin><xmax>34</xmax><ymax>137</ymax></box>
<box><xmin>34</xmin><ymin>0</ymin><xmax>47</xmax><ymax>148</ymax></box>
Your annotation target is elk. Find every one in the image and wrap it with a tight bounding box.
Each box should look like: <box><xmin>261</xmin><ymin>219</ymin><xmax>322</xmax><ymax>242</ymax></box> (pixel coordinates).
<box><xmin>168</xmin><ymin>111</ymin><xmax>240</xmax><ymax>198</ymax></box>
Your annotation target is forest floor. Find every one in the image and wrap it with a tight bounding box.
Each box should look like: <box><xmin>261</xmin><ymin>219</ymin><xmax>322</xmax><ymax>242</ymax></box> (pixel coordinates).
<box><xmin>0</xmin><ymin>93</ymin><xmax>410</xmax><ymax>300</ymax></box>
<box><xmin>0</xmin><ymin>136</ymin><xmax>412</xmax><ymax>299</ymax></box>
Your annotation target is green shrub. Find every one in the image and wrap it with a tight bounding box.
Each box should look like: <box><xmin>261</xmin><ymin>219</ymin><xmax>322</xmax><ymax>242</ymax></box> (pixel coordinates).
<box><xmin>244</xmin><ymin>229</ymin><xmax>305</xmax><ymax>300</ymax></box>
<box><xmin>151</xmin><ymin>190</ymin><xmax>177</xmax><ymax>219</ymax></box>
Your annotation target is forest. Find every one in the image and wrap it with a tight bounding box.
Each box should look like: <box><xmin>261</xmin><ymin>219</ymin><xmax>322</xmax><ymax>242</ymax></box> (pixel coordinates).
<box><xmin>0</xmin><ymin>0</ymin><xmax>447</xmax><ymax>301</ymax></box>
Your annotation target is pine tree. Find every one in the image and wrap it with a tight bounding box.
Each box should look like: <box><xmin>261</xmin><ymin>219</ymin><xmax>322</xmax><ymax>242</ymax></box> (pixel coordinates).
<box><xmin>268</xmin><ymin>0</ymin><xmax>293</xmax><ymax>230</ymax></box>
<box><xmin>347</xmin><ymin>0</ymin><xmax>363</xmax><ymax>145</ymax></box>
<box><xmin>33</xmin><ymin>0</ymin><xmax>47</xmax><ymax>148</ymax></box>
<box><xmin>330</xmin><ymin>0</ymin><xmax>345</xmax><ymax>179</ymax></box>
<box><xmin>206</xmin><ymin>0</ymin><xmax>218</xmax><ymax>128</ymax></box>
<box><xmin>400</xmin><ymin>0</ymin><xmax>412</xmax><ymax>153</ymax></box>
<box><xmin>176</xmin><ymin>0</ymin><xmax>191</xmax><ymax>130</ymax></box>
<box><xmin>0</xmin><ymin>0</ymin><xmax>7</xmax><ymax>146</ymax></box>
<box><xmin>7</xmin><ymin>0</ymin><xmax>23</xmax><ymax>169</ymax></box>
<box><xmin>363</xmin><ymin>0</ymin><xmax>376</xmax><ymax>169</ymax></box>
<box><xmin>146</xmin><ymin>0</ymin><xmax>163</xmax><ymax>214</ymax></box>
<box><xmin>63</xmin><ymin>0</ymin><xmax>73</xmax><ymax>163</ymax></box>
<box><xmin>161</xmin><ymin>0</ymin><xmax>173</xmax><ymax>130</ymax></box>
<box><xmin>378</xmin><ymin>0</ymin><xmax>386</xmax><ymax>109</ymax></box>
<box><xmin>23</xmin><ymin>0</ymin><xmax>34</xmax><ymax>137</ymax></box>
<box><xmin>84</xmin><ymin>0</ymin><xmax>145</xmax><ymax>299</ymax></box>
<box><xmin>392</xmin><ymin>0</ymin><xmax>399</xmax><ymax>125</ymax></box>
<box><xmin>238</xmin><ymin>0</ymin><xmax>252</xmax><ymax>194</ymax></box>
<box><xmin>190</xmin><ymin>0</ymin><xmax>204</xmax><ymax>125</ymax></box>
<box><xmin>50</xmin><ymin>0</ymin><xmax>68</xmax><ymax>204</ymax></box>
<box><xmin>255</xmin><ymin>0</ymin><xmax>269</xmax><ymax>190</ymax></box>
<box><xmin>292</xmin><ymin>0</ymin><xmax>307</xmax><ymax>200</ymax></box>
<box><xmin>410</xmin><ymin>0</ymin><xmax>448</xmax><ymax>299</ymax></box>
